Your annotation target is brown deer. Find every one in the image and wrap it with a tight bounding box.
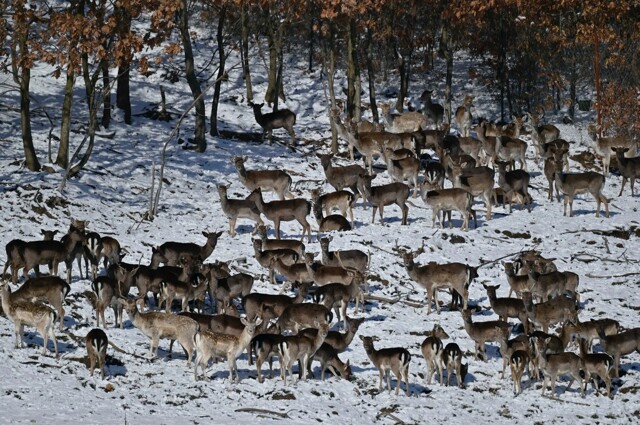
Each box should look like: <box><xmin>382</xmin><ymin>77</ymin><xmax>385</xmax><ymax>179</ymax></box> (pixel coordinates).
<box><xmin>247</xmin><ymin>188</ymin><xmax>312</xmax><ymax>242</ymax></box>
<box><xmin>86</xmin><ymin>328</ymin><xmax>108</xmax><ymax>379</ymax></box>
<box><xmin>455</xmin><ymin>95</ymin><xmax>474</xmax><ymax>137</ymax></box>
<box><xmin>357</xmin><ymin>173</ymin><xmax>410</xmax><ymax>225</ymax></box>
<box><xmin>249</xmin><ymin>102</ymin><xmax>296</xmax><ymax>145</ymax></box>
<box><xmin>360</xmin><ymin>335</ymin><xmax>411</xmax><ymax>395</ymax></box>
<box><xmin>150</xmin><ymin>231</ymin><xmax>222</xmax><ymax>267</ymax></box>
<box><xmin>232</xmin><ymin>156</ymin><xmax>292</xmax><ymax>200</ymax></box>
<box><xmin>217</xmin><ymin>184</ymin><xmax>264</xmax><ymax>237</ymax></box>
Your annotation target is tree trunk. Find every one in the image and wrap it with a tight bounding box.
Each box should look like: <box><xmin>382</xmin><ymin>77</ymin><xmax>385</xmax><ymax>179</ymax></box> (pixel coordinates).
<box><xmin>346</xmin><ymin>19</ymin><xmax>361</xmax><ymax>121</ymax></box>
<box><xmin>265</xmin><ymin>9</ymin><xmax>283</xmax><ymax>107</ymax></box>
<box><xmin>210</xmin><ymin>5</ymin><xmax>227</xmax><ymax>137</ymax></box>
<box><xmin>441</xmin><ymin>24</ymin><xmax>454</xmax><ymax>125</ymax></box>
<box><xmin>324</xmin><ymin>25</ymin><xmax>338</xmax><ymax>154</ymax></box>
<box><xmin>240</xmin><ymin>0</ymin><xmax>253</xmax><ymax>103</ymax></box>
<box><xmin>12</xmin><ymin>14</ymin><xmax>40</xmax><ymax>171</ymax></box>
<box><xmin>115</xmin><ymin>4</ymin><xmax>132</xmax><ymax>124</ymax></box>
<box><xmin>177</xmin><ymin>0</ymin><xmax>206</xmax><ymax>152</ymax></box>
<box><xmin>56</xmin><ymin>68</ymin><xmax>75</xmax><ymax>168</ymax></box>
<box><xmin>365</xmin><ymin>27</ymin><xmax>378</xmax><ymax>123</ymax></box>
<box><xmin>101</xmin><ymin>59</ymin><xmax>111</xmax><ymax>128</ymax></box>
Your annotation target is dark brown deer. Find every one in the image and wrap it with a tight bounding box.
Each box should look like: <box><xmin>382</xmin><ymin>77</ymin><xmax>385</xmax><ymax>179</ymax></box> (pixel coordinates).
<box><xmin>250</xmin><ymin>102</ymin><xmax>296</xmax><ymax>146</ymax></box>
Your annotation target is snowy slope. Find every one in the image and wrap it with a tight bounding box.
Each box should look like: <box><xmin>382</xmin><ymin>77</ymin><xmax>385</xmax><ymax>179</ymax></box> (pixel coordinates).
<box><xmin>1</xmin><ymin>42</ymin><xmax>640</xmax><ymax>425</ymax></box>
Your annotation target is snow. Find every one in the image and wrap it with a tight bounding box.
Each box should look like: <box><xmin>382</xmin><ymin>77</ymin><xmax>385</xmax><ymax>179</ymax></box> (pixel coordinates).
<box><xmin>1</xmin><ymin>38</ymin><xmax>640</xmax><ymax>425</ymax></box>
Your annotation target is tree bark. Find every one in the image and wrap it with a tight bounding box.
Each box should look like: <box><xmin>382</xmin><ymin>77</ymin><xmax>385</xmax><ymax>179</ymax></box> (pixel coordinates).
<box><xmin>56</xmin><ymin>68</ymin><xmax>75</xmax><ymax>168</ymax></box>
<box><xmin>441</xmin><ymin>23</ymin><xmax>454</xmax><ymax>125</ymax></box>
<box><xmin>364</xmin><ymin>27</ymin><xmax>378</xmax><ymax>123</ymax></box>
<box><xmin>346</xmin><ymin>18</ymin><xmax>361</xmax><ymax>122</ymax></box>
<box><xmin>324</xmin><ymin>25</ymin><xmax>338</xmax><ymax>154</ymax></box>
<box><xmin>115</xmin><ymin>4</ymin><xmax>132</xmax><ymax>124</ymax></box>
<box><xmin>177</xmin><ymin>0</ymin><xmax>206</xmax><ymax>152</ymax></box>
<box><xmin>210</xmin><ymin>5</ymin><xmax>227</xmax><ymax>136</ymax></box>
<box><xmin>265</xmin><ymin>7</ymin><xmax>284</xmax><ymax>107</ymax></box>
<box><xmin>240</xmin><ymin>0</ymin><xmax>253</xmax><ymax>103</ymax></box>
<box><xmin>101</xmin><ymin>59</ymin><xmax>111</xmax><ymax>128</ymax></box>
<box><xmin>12</xmin><ymin>7</ymin><xmax>40</xmax><ymax>171</ymax></box>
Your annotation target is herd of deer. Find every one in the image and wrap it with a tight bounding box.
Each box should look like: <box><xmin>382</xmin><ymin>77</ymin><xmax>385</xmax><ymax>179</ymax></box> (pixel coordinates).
<box><xmin>1</xmin><ymin>93</ymin><xmax>640</xmax><ymax>401</ymax></box>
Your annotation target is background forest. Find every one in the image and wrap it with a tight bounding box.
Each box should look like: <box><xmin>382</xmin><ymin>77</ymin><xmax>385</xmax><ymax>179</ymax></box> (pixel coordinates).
<box><xmin>1</xmin><ymin>0</ymin><xmax>639</xmax><ymax>176</ymax></box>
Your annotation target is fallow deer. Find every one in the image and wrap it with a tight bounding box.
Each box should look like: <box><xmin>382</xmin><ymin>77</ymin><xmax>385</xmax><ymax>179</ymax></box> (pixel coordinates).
<box><xmin>232</xmin><ymin>156</ymin><xmax>293</xmax><ymax>200</ymax></box>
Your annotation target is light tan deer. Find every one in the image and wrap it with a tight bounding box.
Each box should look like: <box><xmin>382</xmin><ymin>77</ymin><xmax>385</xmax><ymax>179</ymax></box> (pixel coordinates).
<box><xmin>232</xmin><ymin>156</ymin><xmax>292</xmax><ymax>200</ymax></box>
<box><xmin>217</xmin><ymin>184</ymin><xmax>264</xmax><ymax>237</ymax></box>
<box><xmin>403</xmin><ymin>252</ymin><xmax>477</xmax><ymax>314</ymax></box>
<box><xmin>359</xmin><ymin>335</ymin><xmax>411</xmax><ymax>395</ymax></box>
<box><xmin>498</xmin><ymin>114</ymin><xmax>526</xmax><ymax>139</ymax></box>
<box><xmin>346</xmin><ymin>129</ymin><xmax>385</xmax><ymax>173</ymax></box>
<box><xmin>596</xmin><ymin>326</ymin><xmax>640</xmax><ymax>378</ymax></box>
<box><xmin>461</xmin><ymin>309</ymin><xmax>511</xmax><ymax>361</ymax></box>
<box><xmin>612</xmin><ymin>147</ymin><xmax>640</xmax><ymax>196</ymax></box>
<box><xmin>8</xmin><ymin>275</ymin><xmax>69</xmax><ymax>331</ymax></box>
<box><xmin>442</xmin><ymin>342</ymin><xmax>467</xmax><ymax>388</ymax></box>
<box><xmin>332</xmin><ymin>109</ymin><xmax>363</xmax><ymax>161</ymax></box>
<box><xmin>0</xmin><ymin>280</ymin><xmax>59</xmax><ymax>357</ymax></box>
<box><xmin>120</xmin><ymin>297</ymin><xmax>199</xmax><ymax>365</ymax></box>
<box><xmin>316</xmin><ymin>153</ymin><xmax>366</xmax><ymax>206</ymax></box>
<box><xmin>450</xmin><ymin>163</ymin><xmax>495</xmax><ymax>221</ymax></box>
<box><xmin>475</xmin><ymin>120</ymin><xmax>498</xmax><ymax>168</ymax></box>
<box><xmin>86</xmin><ymin>328</ymin><xmax>108</xmax><ymax>379</ymax></box>
<box><xmin>357</xmin><ymin>173</ymin><xmax>410</xmax><ymax>225</ymax></box>
<box><xmin>455</xmin><ymin>95</ymin><xmax>474</xmax><ymax>137</ymax></box>
<box><xmin>554</xmin><ymin>159</ymin><xmax>609</xmax><ymax>218</ymax></box>
<box><xmin>380</xmin><ymin>102</ymin><xmax>427</xmax><ymax>133</ymax></box>
<box><xmin>521</xmin><ymin>292</ymin><xmax>577</xmax><ymax>334</ymax></box>
<box><xmin>247</xmin><ymin>188</ymin><xmax>312</xmax><ymax>242</ymax></box>
<box><xmin>150</xmin><ymin>231</ymin><xmax>222</xmax><ymax>267</ymax></box>
<box><xmin>249</xmin><ymin>102</ymin><xmax>296</xmax><ymax>145</ymax></box>
<box><xmin>595</xmin><ymin>136</ymin><xmax>637</xmax><ymax>176</ymax></box>
<box><xmin>279</xmin><ymin>323</ymin><xmax>330</xmax><ymax>383</ymax></box>
<box><xmin>422</xmin><ymin>188</ymin><xmax>473</xmax><ymax>231</ymax></box>
<box><xmin>421</xmin><ymin>324</ymin><xmax>450</xmax><ymax>385</ymax></box>
<box><xmin>193</xmin><ymin>317</ymin><xmax>262</xmax><ymax>382</ymax></box>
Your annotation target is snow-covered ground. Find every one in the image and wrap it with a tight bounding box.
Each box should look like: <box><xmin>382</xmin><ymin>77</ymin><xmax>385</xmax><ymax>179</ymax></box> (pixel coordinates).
<box><xmin>1</xmin><ymin>36</ymin><xmax>640</xmax><ymax>425</ymax></box>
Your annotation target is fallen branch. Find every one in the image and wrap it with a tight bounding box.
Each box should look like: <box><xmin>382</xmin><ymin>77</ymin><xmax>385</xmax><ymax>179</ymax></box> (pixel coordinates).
<box><xmin>235</xmin><ymin>408</ymin><xmax>290</xmax><ymax>419</ymax></box>
<box><xmin>364</xmin><ymin>294</ymin><xmax>400</xmax><ymax>304</ymax></box>
<box><xmin>586</xmin><ymin>271</ymin><xmax>640</xmax><ymax>279</ymax></box>
<box><xmin>571</xmin><ymin>252</ymin><xmax>640</xmax><ymax>264</ymax></box>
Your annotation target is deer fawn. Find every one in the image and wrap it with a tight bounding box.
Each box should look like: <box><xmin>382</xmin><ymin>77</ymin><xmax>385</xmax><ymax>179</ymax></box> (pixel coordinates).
<box><xmin>360</xmin><ymin>335</ymin><xmax>411</xmax><ymax>395</ymax></box>
<box><xmin>249</xmin><ymin>102</ymin><xmax>296</xmax><ymax>145</ymax></box>
<box><xmin>86</xmin><ymin>328</ymin><xmax>108</xmax><ymax>379</ymax></box>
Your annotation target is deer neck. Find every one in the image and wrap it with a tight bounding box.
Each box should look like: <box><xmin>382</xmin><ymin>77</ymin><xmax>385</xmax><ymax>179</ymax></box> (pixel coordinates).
<box><xmin>312</xmin><ymin>202</ymin><xmax>324</xmax><ymax>220</ymax></box>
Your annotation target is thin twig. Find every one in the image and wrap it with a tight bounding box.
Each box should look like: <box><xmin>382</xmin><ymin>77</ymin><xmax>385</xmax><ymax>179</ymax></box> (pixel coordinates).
<box><xmin>235</xmin><ymin>408</ymin><xmax>291</xmax><ymax>419</ymax></box>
